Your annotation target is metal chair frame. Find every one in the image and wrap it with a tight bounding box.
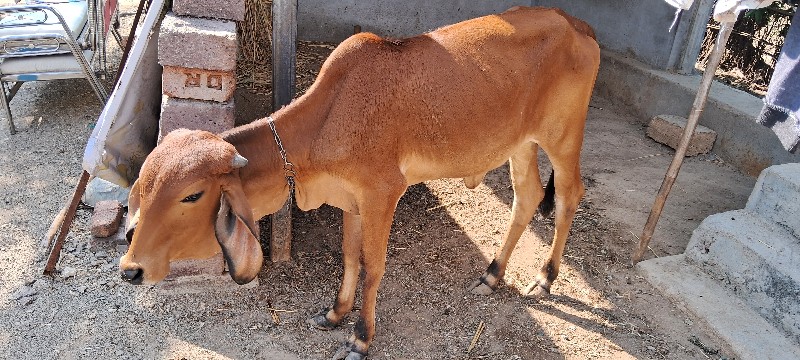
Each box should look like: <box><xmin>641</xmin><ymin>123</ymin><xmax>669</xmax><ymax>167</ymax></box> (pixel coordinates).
<box><xmin>0</xmin><ymin>0</ymin><xmax>120</xmax><ymax>134</ymax></box>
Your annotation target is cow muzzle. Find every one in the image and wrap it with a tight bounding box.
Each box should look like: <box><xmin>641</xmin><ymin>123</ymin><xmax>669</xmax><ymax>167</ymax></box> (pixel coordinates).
<box><xmin>120</xmin><ymin>267</ymin><xmax>144</xmax><ymax>285</ymax></box>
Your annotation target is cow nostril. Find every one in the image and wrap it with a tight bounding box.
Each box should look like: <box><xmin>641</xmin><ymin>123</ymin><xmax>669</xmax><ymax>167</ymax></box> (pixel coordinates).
<box><xmin>120</xmin><ymin>268</ymin><xmax>144</xmax><ymax>285</ymax></box>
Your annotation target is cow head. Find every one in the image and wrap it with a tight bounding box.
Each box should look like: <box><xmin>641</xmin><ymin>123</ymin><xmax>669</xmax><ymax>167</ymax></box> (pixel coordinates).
<box><xmin>120</xmin><ymin>129</ymin><xmax>263</xmax><ymax>285</ymax></box>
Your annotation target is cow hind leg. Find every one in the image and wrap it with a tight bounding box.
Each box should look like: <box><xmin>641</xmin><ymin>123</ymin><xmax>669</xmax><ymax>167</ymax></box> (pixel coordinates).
<box><xmin>470</xmin><ymin>142</ymin><xmax>545</xmax><ymax>295</ymax></box>
<box><xmin>524</xmin><ymin>158</ymin><xmax>584</xmax><ymax>297</ymax></box>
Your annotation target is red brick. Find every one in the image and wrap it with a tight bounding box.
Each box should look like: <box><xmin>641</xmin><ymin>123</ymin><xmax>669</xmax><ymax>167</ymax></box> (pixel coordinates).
<box><xmin>90</xmin><ymin>213</ymin><xmax>129</xmax><ymax>251</ymax></box>
<box><xmin>158</xmin><ymin>252</ymin><xmax>259</xmax><ymax>293</ymax></box>
<box><xmin>163</xmin><ymin>66</ymin><xmax>235</xmax><ymax>102</ymax></box>
<box><xmin>90</xmin><ymin>200</ymin><xmax>124</xmax><ymax>238</ymax></box>
<box><xmin>166</xmin><ymin>252</ymin><xmax>225</xmax><ymax>279</ymax></box>
<box><xmin>156</xmin><ymin>273</ymin><xmax>259</xmax><ymax>293</ymax></box>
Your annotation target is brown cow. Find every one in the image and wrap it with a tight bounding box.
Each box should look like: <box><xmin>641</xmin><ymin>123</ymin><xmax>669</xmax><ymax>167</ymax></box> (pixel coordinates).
<box><xmin>120</xmin><ymin>7</ymin><xmax>599</xmax><ymax>359</ymax></box>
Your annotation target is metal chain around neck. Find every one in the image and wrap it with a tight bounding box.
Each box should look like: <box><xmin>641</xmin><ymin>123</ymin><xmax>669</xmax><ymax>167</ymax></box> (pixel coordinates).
<box><xmin>267</xmin><ymin>116</ymin><xmax>296</xmax><ymax>200</ymax></box>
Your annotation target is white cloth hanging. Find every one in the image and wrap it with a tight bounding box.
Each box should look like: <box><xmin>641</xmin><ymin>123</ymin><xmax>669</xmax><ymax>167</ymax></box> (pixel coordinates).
<box><xmin>663</xmin><ymin>0</ymin><xmax>773</xmax><ymax>22</ymax></box>
<box><xmin>713</xmin><ymin>0</ymin><xmax>774</xmax><ymax>22</ymax></box>
<box><xmin>664</xmin><ymin>0</ymin><xmax>694</xmax><ymax>10</ymax></box>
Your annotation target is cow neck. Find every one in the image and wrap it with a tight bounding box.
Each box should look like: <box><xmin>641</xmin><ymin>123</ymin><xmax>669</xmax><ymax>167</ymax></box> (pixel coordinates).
<box><xmin>222</xmin><ymin>118</ymin><xmax>284</xmax><ymax>188</ymax></box>
<box><xmin>221</xmin><ymin>84</ymin><xmax>331</xmax><ymax>213</ymax></box>
<box><xmin>260</xmin><ymin>90</ymin><xmax>330</xmax><ymax>197</ymax></box>
<box><xmin>269</xmin><ymin>95</ymin><xmax>325</xmax><ymax>164</ymax></box>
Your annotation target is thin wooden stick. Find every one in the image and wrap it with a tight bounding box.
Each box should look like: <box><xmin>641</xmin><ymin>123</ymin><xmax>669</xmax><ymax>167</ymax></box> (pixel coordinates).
<box><xmin>467</xmin><ymin>320</ymin><xmax>485</xmax><ymax>354</ymax></box>
<box><xmin>633</xmin><ymin>22</ymin><xmax>735</xmax><ymax>264</ymax></box>
<box><xmin>43</xmin><ymin>170</ymin><xmax>91</xmax><ymax>274</ymax></box>
<box><xmin>266</xmin><ymin>308</ymin><xmax>297</xmax><ymax>313</ymax></box>
<box><xmin>270</xmin><ymin>309</ymin><xmax>281</xmax><ymax>325</ymax></box>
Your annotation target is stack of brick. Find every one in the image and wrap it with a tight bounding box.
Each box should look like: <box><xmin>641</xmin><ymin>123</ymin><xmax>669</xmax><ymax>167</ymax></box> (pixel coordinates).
<box><xmin>148</xmin><ymin>0</ymin><xmax>252</xmax><ymax>288</ymax></box>
<box><xmin>157</xmin><ymin>0</ymin><xmax>244</xmax><ymax>141</ymax></box>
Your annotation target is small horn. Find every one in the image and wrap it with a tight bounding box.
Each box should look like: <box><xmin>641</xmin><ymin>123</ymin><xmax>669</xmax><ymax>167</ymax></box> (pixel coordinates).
<box><xmin>231</xmin><ymin>154</ymin><xmax>248</xmax><ymax>168</ymax></box>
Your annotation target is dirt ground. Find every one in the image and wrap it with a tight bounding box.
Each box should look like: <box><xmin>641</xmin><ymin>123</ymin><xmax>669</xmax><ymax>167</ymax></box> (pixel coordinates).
<box><xmin>0</xmin><ymin>4</ymin><xmax>760</xmax><ymax>360</ymax></box>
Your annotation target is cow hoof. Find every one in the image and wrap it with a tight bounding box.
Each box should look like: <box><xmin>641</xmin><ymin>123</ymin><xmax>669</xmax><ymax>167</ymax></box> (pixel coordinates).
<box><xmin>308</xmin><ymin>308</ymin><xmax>338</xmax><ymax>330</ymax></box>
<box><xmin>331</xmin><ymin>342</ymin><xmax>368</xmax><ymax>360</ymax></box>
<box><xmin>523</xmin><ymin>282</ymin><xmax>550</xmax><ymax>298</ymax></box>
<box><xmin>468</xmin><ymin>279</ymin><xmax>495</xmax><ymax>295</ymax></box>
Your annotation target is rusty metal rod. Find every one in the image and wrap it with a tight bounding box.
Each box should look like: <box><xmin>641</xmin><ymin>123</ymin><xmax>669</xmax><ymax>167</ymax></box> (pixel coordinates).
<box><xmin>632</xmin><ymin>21</ymin><xmax>734</xmax><ymax>264</ymax></box>
<box><xmin>43</xmin><ymin>170</ymin><xmax>91</xmax><ymax>274</ymax></box>
<box><xmin>113</xmin><ymin>0</ymin><xmax>150</xmax><ymax>87</ymax></box>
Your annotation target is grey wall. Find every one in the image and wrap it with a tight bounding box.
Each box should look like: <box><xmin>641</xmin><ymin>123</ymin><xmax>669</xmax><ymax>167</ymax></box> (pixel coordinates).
<box><xmin>297</xmin><ymin>0</ymin><xmax>693</xmax><ymax>70</ymax></box>
<box><xmin>297</xmin><ymin>0</ymin><xmax>525</xmax><ymax>43</ymax></box>
<box><xmin>532</xmin><ymin>0</ymin><xmax>682</xmax><ymax>69</ymax></box>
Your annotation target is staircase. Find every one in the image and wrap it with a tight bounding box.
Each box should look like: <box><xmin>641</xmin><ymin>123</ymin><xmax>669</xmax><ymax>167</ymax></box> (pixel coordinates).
<box><xmin>639</xmin><ymin>163</ymin><xmax>800</xmax><ymax>359</ymax></box>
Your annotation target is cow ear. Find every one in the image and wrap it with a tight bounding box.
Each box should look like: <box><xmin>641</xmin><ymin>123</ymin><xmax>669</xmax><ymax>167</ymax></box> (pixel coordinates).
<box><xmin>126</xmin><ymin>179</ymin><xmax>141</xmax><ymax>244</ymax></box>
<box><xmin>215</xmin><ymin>187</ymin><xmax>263</xmax><ymax>285</ymax></box>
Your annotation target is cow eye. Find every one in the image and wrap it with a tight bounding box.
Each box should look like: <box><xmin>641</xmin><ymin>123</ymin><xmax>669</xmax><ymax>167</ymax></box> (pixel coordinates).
<box><xmin>181</xmin><ymin>192</ymin><xmax>204</xmax><ymax>203</ymax></box>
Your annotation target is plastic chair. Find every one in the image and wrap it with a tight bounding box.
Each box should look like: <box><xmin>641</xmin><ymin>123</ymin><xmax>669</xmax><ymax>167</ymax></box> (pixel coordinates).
<box><xmin>0</xmin><ymin>0</ymin><xmax>120</xmax><ymax>134</ymax></box>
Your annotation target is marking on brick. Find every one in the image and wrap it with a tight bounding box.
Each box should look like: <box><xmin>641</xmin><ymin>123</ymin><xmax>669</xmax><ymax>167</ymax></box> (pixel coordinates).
<box><xmin>207</xmin><ymin>74</ymin><xmax>223</xmax><ymax>90</ymax></box>
<box><xmin>181</xmin><ymin>71</ymin><xmax>225</xmax><ymax>92</ymax></box>
<box><xmin>184</xmin><ymin>72</ymin><xmax>202</xmax><ymax>88</ymax></box>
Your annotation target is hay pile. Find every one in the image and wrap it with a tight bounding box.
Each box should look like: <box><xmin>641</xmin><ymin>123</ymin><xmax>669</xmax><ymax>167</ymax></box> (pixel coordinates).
<box><xmin>237</xmin><ymin>0</ymin><xmax>273</xmax><ymax>95</ymax></box>
<box><xmin>235</xmin><ymin>1</ymin><xmax>335</xmax><ymax>99</ymax></box>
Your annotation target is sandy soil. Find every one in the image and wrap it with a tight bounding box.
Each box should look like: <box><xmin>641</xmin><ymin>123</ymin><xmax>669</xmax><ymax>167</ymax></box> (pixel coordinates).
<box><xmin>0</xmin><ymin>4</ymin><xmax>759</xmax><ymax>360</ymax></box>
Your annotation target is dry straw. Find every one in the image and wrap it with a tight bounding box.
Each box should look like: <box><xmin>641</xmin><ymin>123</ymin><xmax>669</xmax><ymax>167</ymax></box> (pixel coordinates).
<box><xmin>237</xmin><ymin>0</ymin><xmax>273</xmax><ymax>94</ymax></box>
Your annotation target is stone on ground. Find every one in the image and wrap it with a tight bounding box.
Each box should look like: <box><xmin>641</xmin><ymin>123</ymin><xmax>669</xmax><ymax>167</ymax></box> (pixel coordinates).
<box><xmin>646</xmin><ymin>114</ymin><xmax>717</xmax><ymax>156</ymax></box>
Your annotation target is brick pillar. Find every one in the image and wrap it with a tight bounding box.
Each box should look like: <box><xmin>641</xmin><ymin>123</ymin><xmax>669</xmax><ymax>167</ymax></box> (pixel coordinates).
<box><xmin>153</xmin><ymin>2</ymin><xmax>255</xmax><ymax>288</ymax></box>
<box><xmin>158</xmin><ymin>13</ymin><xmax>238</xmax><ymax>142</ymax></box>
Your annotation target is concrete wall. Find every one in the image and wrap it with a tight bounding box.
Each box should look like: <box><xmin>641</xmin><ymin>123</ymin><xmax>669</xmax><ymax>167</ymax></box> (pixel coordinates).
<box><xmin>297</xmin><ymin>0</ymin><xmax>523</xmax><ymax>43</ymax></box>
<box><xmin>532</xmin><ymin>0</ymin><xmax>682</xmax><ymax>69</ymax></box>
<box><xmin>596</xmin><ymin>50</ymin><xmax>800</xmax><ymax>175</ymax></box>
<box><xmin>297</xmin><ymin>0</ymin><xmax>687</xmax><ymax>69</ymax></box>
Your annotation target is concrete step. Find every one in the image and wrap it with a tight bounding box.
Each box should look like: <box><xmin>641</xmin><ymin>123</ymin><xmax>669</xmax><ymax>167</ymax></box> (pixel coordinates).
<box><xmin>746</xmin><ymin>163</ymin><xmax>800</xmax><ymax>237</ymax></box>
<box><xmin>685</xmin><ymin>209</ymin><xmax>800</xmax><ymax>342</ymax></box>
<box><xmin>638</xmin><ymin>254</ymin><xmax>800</xmax><ymax>360</ymax></box>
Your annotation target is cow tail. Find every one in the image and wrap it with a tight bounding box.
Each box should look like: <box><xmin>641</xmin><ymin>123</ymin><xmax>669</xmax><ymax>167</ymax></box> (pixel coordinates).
<box><xmin>538</xmin><ymin>170</ymin><xmax>556</xmax><ymax>217</ymax></box>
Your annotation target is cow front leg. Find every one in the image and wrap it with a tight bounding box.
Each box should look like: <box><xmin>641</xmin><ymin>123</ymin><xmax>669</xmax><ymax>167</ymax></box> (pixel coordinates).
<box><xmin>309</xmin><ymin>211</ymin><xmax>362</xmax><ymax>330</ymax></box>
<box><xmin>332</xmin><ymin>192</ymin><xmax>399</xmax><ymax>360</ymax></box>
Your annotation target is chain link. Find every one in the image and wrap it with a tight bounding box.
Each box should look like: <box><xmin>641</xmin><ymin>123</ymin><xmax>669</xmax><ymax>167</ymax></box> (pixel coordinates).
<box><xmin>267</xmin><ymin>117</ymin><xmax>295</xmax><ymax>202</ymax></box>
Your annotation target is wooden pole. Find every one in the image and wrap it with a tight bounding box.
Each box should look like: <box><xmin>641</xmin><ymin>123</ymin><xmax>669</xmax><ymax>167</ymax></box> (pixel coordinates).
<box><xmin>632</xmin><ymin>22</ymin><xmax>734</xmax><ymax>264</ymax></box>
<box><xmin>270</xmin><ymin>0</ymin><xmax>297</xmax><ymax>263</ymax></box>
